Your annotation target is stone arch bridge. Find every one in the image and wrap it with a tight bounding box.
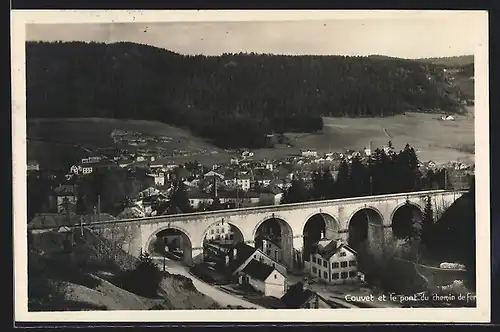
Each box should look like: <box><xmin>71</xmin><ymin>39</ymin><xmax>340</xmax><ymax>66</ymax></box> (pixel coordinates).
<box><xmin>79</xmin><ymin>189</ymin><xmax>465</xmax><ymax>269</ymax></box>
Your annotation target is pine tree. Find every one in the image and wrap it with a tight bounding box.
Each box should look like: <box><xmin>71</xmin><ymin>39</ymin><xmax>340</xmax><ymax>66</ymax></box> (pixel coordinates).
<box><xmin>321</xmin><ymin>168</ymin><xmax>336</xmax><ymax>199</ymax></box>
<box><xmin>282</xmin><ymin>178</ymin><xmax>309</xmax><ymax>203</ymax></box>
<box><xmin>335</xmin><ymin>160</ymin><xmax>350</xmax><ymax>198</ymax></box>
<box><xmin>311</xmin><ymin>170</ymin><xmax>323</xmax><ymax>200</ymax></box>
<box><xmin>421</xmin><ymin>195</ymin><xmax>434</xmax><ymax>245</ymax></box>
<box><xmin>169</xmin><ymin>182</ymin><xmax>192</xmax><ymax>213</ymax></box>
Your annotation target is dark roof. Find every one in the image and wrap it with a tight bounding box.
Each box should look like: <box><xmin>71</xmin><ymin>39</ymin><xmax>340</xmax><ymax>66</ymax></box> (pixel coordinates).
<box><xmin>187</xmin><ymin>188</ymin><xmax>212</xmax><ymax>199</ymax></box>
<box><xmin>259</xmin><ymin>184</ymin><xmax>283</xmax><ymax>195</ymax></box>
<box><xmin>281</xmin><ymin>282</ymin><xmax>316</xmax><ymax>308</ymax></box>
<box><xmin>52</xmin><ymin>184</ymin><xmax>76</xmax><ymax>196</ymax></box>
<box><xmin>241</xmin><ymin>259</ymin><xmax>276</xmax><ymax>281</ymax></box>
<box><xmin>313</xmin><ymin>239</ymin><xmax>357</xmax><ymax>260</ymax></box>
<box><xmin>227</xmin><ymin>242</ymin><xmax>257</xmax><ymax>273</ymax></box>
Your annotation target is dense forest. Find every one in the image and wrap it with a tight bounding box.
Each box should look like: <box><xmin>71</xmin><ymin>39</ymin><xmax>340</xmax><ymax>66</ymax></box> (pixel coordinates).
<box><xmin>26</xmin><ymin>41</ymin><xmax>468</xmax><ymax>148</ymax></box>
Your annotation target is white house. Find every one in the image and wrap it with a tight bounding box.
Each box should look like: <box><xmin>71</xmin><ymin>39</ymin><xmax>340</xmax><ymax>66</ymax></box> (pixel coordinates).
<box><xmin>186</xmin><ymin>189</ymin><xmax>214</xmax><ymax>209</ymax></box>
<box><xmin>204</xmin><ymin>219</ymin><xmax>234</xmax><ymax>241</ymax></box>
<box><xmin>309</xmin><ymin>237</ymin><xmax>358</xmax><ymax>284</ymax></box>
<box><xmin>147</xmin><ymin>172</ymin><xmax>166</xmax><ymax>186</ymax></box>
<box><xmin>235</xmin><ymin>176</ymin><xmax>251</xmax><ymax>191</ymax></box>
<box><xmin>238</xmin><ymin>259</ymin><xmax>287</xmax><ymax>298</ymax></box>
<box><xmin>301</xmin><ymin>150</ymin><xmax>318</xmax><ymax>158</ymax></box>
<box><xmin>70</xmin><ymin>164</ymin><xmax>93</xmax><ymax>175</ymax></box>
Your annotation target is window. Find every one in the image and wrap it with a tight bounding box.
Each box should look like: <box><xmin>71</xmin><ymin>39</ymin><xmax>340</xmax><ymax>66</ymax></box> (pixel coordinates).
<box><xmin>332</xmin><ymin>262</ymin><xmax>339</xmax><ymax>269</ymax></box>
<box><xmin>349</xmin><ymin>271</ymin><xmax>357</xmax><ymax>278</ymax></box>
<box><xmin>216</xmin><ymin>228</ymin><xmax>220</xmax><ymax>234</ymax></box>
<box><xmin>316</xmin><ymin>257</ymin><xmax>322</xmax><ymax>265</ymax></box>
<box><xmin>274</xmin><ymin>274</ymin><xmax>277</xmax><ymax>279</ymax></box>
<box><xmin>332</xmin><ymin>273</ymin><xmax>340</xmax><ymax>280</ymax></box>
<box><xmin>341</xmin><ymin>272</ymin><xmax>348</xmax><ymax>279</ymax></box>
<box><xmin>341</xmin><ymin>261</ymin><xmax>348</xmax><ymax>268</ymax></box>
<box><xmin>312</xmin><ymin>266</ymin><xmax>317</xmax><ymax>273</ymax></box>
<box><xmin>323</xmin><ymin>261</ymin><xmax>327</xmax><ymax>268</ymax></box>
<box><xmin>267</xmin><ymin>249</ymin><xmax>271</xmax><ymax>255</ymax></box>
<box><xmin>323</xmin><ymin>271</ymin><xmax>328</xmax><ymax>279</ymax></box>
<box><xmin>349</xmin><ymin>260</ymin><xmax>356</xmax><ymax>267</ymax></box>
<box><xmin>339</xmin><ymin>251</ymin><xmax>347</xmax><ymax>257</ymax></box>
<box><xmin>318</xmin><ymin>270</ymin><xmax>321</xmax><ymax>277</ymax></box>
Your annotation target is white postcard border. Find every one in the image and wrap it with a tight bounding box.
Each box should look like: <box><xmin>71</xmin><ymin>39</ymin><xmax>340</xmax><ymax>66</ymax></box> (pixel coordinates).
<box><xmin>11</xmin><ymin>10</ymin><xmax>491</xmax><ymax>323</ymax></box>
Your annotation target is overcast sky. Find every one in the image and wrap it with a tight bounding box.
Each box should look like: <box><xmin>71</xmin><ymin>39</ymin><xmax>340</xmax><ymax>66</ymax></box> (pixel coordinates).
<box><xmin>26</xmin><ymin>18</ymin><xmax>481</xmax><ymax>59</ymax></box>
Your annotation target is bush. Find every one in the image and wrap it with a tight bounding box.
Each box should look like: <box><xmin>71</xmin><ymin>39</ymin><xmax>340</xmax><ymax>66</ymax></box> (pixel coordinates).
<box><xmin>114</xmin><ymin>252</ymin><xmax>163</xmax><ymax>298</ymax></box>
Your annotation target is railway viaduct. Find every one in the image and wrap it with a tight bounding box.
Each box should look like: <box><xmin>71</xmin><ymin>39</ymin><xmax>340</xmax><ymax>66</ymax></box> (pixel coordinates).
<box><xmin>67</xmin><ymin>189</ymin><xmax>467</xmax><ymax>269</ymax></box>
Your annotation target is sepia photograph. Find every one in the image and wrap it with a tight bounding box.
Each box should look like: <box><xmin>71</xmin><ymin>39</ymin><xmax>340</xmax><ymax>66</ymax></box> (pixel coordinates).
<box><xmin>12</xmin><ymin>10</ymin><xmax>489</xmax><ymax>323</ymax></box>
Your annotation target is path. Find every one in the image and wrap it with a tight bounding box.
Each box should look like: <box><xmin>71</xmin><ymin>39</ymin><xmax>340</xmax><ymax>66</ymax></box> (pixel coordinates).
<box><xmin>152</xmin><ymin>257</ymin><xmax>265</xmax><ymax>309</ymax></box>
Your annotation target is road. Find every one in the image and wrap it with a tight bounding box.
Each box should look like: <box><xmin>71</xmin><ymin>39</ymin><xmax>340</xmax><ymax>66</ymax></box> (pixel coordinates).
<box><xmin>152</xmin><ymin>257</ymin><xmax>265</xmax><ymax>309</ymax></box>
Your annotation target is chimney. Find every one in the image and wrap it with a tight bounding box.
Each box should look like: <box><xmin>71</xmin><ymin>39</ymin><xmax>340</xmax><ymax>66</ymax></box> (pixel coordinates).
<box><xmin>262</xmin><ymin>239</ymin><xmax>267</xmax><ymax>250</ymax></box>
<box><xmin>233</xmin><ymin>247</ymin><xmax>237</xmax><ymax>260</ymax></box>
<box><xmin>320</xmin><ymin>231</ymin><xmax>324</xmax><ymax>239</ymax></box>
<box><xmin>336</xmin><ymin>238</ymin><xmax>343</xmax><ymax>248</ymax></box>
<box><xmin>225</xmin><ymin>254</ymin><xmax>230</xmax><ymax>267</ymax></box>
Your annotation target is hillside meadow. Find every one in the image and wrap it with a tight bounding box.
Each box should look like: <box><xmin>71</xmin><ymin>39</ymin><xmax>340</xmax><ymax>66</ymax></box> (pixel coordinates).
<box><xmin>26</xmin><ymin>106</ymin><xmax>474</xmax><ymax>170</ymax></box>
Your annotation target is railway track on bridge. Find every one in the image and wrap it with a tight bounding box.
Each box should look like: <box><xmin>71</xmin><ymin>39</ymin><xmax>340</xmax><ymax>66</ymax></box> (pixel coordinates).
<box><xmin>28</xmin><ymin>189</ymin><xmax>465</xmax><ymax>231</ymax></box>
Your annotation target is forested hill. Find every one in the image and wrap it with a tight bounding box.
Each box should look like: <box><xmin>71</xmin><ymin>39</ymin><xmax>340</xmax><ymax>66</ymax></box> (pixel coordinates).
<box><xmin>26</xmin><ymin>41</ymin><xmax>467</xmax><ymax>149</ymax></box>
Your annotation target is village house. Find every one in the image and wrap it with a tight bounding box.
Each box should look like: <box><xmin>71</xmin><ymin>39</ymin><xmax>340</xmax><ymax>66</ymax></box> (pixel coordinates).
<box><xmin>309</xmin><ymin>236</ymin><xmax>359</xmax><ymax>285</ymax></box>
<box><xmin>217</xmin><ymin>189</ymin><xmax>261</xmax><ymax>208</ymax></box>
<box><xmin>281</xmin><ymin>282</ymin><xmax>334</xmax><ymax>309</ymax></box>
<box><xmin>235</xmin><ymin>175</ymin><xmax>252</xmax><ymax>191</ymax></box>
<box><xmin>237</xmin><ymin>259</ymin><xmax>287</xmax><ymax>298</ymax></box>
<box><xmin>259</xmin><ymin>237</ymin><xmax>283</xmax><ymax>263</ymax></box>
<box><xmin>49</xmin><ymin>184</ymin><xmax>77</xmax><ymax>214</ymax></box>
<box><xmin>253</xmin><ymin>168</ymin><xmax>274</xmax><ymax>187</ymax></box>
<box><xmin>186</xmin><ymin>188</ymin><xmax>214</xmax><ymax>209</ymax></box>
<box><xmin>69</xmin><ymin>160</ymin><xmax>117</xmax><ymax>176</ymax></box>
<box><xmin>146</xmin><ymin>171</ymin><xmax>167</xmax><ymax>186</ymax></box>
<box><xmin>224</xmin><ymin>242</ymin><xmax>288</xmax><ymax>278</ymax></box>
<box><xmin>301</xmin><ymin>149</ymin><xmax>318</xmax><ymax>158</ymax></box>
<box><xmin>27</xmin><ymin>160</ymin><xmax>40</xmax><ymax>172</ymax></box>
<box><xmin>204</xmin><ymin>219</ymin><xmax>234</xmax><ymax>241</ymax></box>
<box><xmin>257</xmin><ymin>184</ymin><xmax>284</xmax><ymax>206</ymax></box>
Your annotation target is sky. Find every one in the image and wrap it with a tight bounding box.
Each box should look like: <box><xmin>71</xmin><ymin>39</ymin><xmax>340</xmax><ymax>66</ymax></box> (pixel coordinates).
<box><xmin>25</xmin><ymin>18</ymin><xmax>481</xmax><ymax>59</ymax></box>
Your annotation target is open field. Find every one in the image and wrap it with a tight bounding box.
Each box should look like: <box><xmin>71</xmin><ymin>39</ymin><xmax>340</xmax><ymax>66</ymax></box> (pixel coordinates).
<box><xmin>27</xmin><ymin>108</ymin><xmax>475</xmax><ymax>169</ymax></box>
<box><xmin>255</xmin><ymin>107</ymin><xmax>475</xmax><ymax>165</ymax></box>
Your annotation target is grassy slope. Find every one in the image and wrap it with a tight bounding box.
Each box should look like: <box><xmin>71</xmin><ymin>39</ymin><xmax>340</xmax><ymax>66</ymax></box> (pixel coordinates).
<box><xmin>28</xmin><ymin>230</ymin><xmax>219</xmax><ymax>311</ymax></box>
<box><xmin>27</xmin><ymin>105</ymin><xmax>475</xmax><ymax>169</ymax></box>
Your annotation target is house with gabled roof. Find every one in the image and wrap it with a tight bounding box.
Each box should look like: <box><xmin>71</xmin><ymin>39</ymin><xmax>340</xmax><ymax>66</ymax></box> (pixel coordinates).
<box><xmin>223</xmin><ymin>242</ymin><xmax>287</xmax><ymax>278</ymax></box>
<box><xmin>309</xmin><ymin>237</ymin><xmax>359</xmax><ymax>285</ymax></box>
<box><xmin>238</xmin><ymin>259</ymin><xmax>287</xmax><ymax>298</ymax></box>
<box><xmin>281</xmin><ymin>282</ymin><xmax>334</xmax><ymax>309</ymax></box>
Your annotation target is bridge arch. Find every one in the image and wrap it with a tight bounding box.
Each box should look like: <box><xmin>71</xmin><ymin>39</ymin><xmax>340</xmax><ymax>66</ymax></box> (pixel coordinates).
<box><xmin>253</xmin><ymin>214</ymin><xmax>294</xmax><ymax>269</ymax></box>
<box><xmin>145</xmin><ymin>225</ymin><xmax>195</xmax><ymax>266</ymax></box>
<box><xmin>301</xmin><ymin>212</ymin><xmax>340</xmax><ymax>263</ymax></box>
<box><xmin>200</xmin><ymin>219</ymin><xmax>246</xmax><ymax>248</ymax></box>
<box><xmin>391</xmin><ymin>201</ymin><xmax>423</xmax><ymax>239</ymax></box>
<box><xmin>347</xmin><ymin>206</ymin><xmax>384</xmax><ymax>255</ymax></box>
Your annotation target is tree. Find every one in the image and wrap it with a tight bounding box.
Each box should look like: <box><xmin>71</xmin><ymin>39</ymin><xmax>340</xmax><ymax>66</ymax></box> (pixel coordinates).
<box><xmin>321</xmin><ymin>168</ymin><xmax>336</xmax><ymax>199</ymax></box>
<box><xmin>169</xmin><ymin>182</ymin><xmax>193</xmax><ymax>213</ymax></box>
<box><xmin>421</xmin><ymin>196</ymin><xmax>434</xmax><ymax>245</ymax></box>
<box><xmin>335</xmin><ymin>160</ymin><xmax>350</xmax><ymax>198</ymax></box>
<box><xmin>282</xmin><ymin>178</ymin><xmax>309</xmax><ymax>204</ymax></box>
<box><xmin>122</xmin><ymin>251</ymin><xmax>163</xmax><ymax>297</ymax></box>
